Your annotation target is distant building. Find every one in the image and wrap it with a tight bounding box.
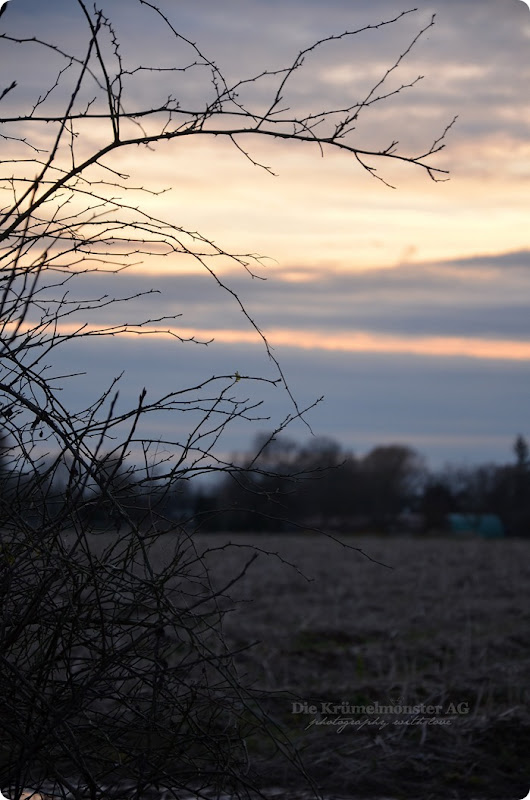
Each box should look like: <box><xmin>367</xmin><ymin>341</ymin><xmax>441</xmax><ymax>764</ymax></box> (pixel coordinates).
<box><xmin>446</xmin><ymin>513</ymin><xmax>505</xmax><ymax>539</ymax></box>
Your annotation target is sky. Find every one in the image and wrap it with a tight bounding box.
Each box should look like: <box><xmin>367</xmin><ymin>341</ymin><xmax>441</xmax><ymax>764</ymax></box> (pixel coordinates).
<box><xmin>2</xmin><ymin>0</ymin><xmax>530</xmax><ymax>470</ymax></box>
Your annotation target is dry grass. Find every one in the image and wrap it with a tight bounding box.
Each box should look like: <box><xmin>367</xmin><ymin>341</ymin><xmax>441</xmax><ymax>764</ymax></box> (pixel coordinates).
<box><xmin>27</xmin><ymin>529</ymin><xmax>528</xmax><ymax>800</ymax></box>
<box><xmin>192</xmin><ymin>532</ymin><xmax>530</xmax><ymax>800</ymax></box>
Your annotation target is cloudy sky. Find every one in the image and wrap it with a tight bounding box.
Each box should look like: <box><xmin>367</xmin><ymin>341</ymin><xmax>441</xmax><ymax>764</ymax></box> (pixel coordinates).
<box><xmin>2</xmin><ymin>0</ymin><xmax>530</xmax><ymax>468</ymax></box>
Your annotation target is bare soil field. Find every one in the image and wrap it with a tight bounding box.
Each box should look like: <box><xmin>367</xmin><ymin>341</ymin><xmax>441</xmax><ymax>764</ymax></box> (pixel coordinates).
<box><xmin>192</xmin><ymin>532</ymin><xmax>530</xmax><ymax>800</ymax></box>
<box><xmin>22</xmin><ymin>529</ymin><xmax>528</xmax><ymax>800</ymax></box>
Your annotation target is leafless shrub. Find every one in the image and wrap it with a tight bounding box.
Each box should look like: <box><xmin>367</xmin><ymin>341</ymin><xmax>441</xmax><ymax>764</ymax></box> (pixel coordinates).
<box><xmin>0</xmin><ymin>3</ymin><xmax>453</xmax><ymax>798</ymax></box>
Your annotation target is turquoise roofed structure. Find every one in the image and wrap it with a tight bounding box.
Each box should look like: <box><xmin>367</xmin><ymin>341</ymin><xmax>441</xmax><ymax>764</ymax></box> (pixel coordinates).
<box><xmin>447</xmin><ymin>513</ymin><xmax>505</xmax><ymax>539</ymax></box>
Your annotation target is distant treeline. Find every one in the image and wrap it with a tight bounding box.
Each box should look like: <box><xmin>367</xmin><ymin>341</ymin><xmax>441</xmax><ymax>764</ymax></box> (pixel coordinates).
<box><xmin>190</xmin><ymin>433</ymin><xmax>530</xmax><ymax>536</ymax></box>
<box><xmin>2</xmin><ymin>427</ymin><xmax>529</xmax><ymax>536</ymax></box>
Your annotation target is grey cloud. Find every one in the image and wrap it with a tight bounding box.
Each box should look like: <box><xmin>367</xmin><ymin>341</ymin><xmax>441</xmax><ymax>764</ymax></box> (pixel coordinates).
<box><xmin>438</xmin><ymin>250</ymin><xmax>530</xmax><ymax>271</ymax></box>
<box><xmin>49</xmin><ymin>248</ymin><xmax>530</xmax><ymax>341</ymax></box>
<box><xmin>41</xmin><ymin>332</ymin><xmax>530</xmax><ymax>469</ymax></box>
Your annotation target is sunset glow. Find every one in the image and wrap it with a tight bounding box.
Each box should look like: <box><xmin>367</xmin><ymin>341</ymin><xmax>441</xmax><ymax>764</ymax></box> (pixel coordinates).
<box><xmin>2</xmin><ymin>0</ymin><xmax>529</xmax><ymax>464</ymax></box>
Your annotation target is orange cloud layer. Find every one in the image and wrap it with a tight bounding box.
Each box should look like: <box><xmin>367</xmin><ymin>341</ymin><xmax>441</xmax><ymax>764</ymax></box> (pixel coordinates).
<box><xmin>198</xmin><ymin>328</ymin><xmax>530</xmax><ymax>361</ymax></box>
<box><xmin>118</xmin><ymin>326</ymin><xmax>530</xmax><ymax>361</ymax></box>
<box><xmin>12</xmin><ymin>321</ymin><xmax>530</xmax><ymax>361</ymax></box>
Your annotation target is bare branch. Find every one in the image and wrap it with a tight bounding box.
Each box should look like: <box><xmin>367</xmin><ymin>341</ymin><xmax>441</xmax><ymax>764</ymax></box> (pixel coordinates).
<box><xmin>0</xmin><ymin>4</ymin><xmax>454</xmax><ymax>798</ymax></box>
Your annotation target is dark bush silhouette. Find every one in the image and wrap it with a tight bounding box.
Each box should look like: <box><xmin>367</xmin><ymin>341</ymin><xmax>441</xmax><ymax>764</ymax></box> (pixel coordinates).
<box><xmin>0</xmin><ymin>2</ymin><xmax>455</xmax><ymax>797</ymax></box>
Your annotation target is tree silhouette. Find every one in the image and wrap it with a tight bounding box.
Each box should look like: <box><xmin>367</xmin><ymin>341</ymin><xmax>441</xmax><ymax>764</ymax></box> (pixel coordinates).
<box><xmin>358</xmin><ymin>444</ymin><xmax>426</xmax><ymax>530</ymax></box>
